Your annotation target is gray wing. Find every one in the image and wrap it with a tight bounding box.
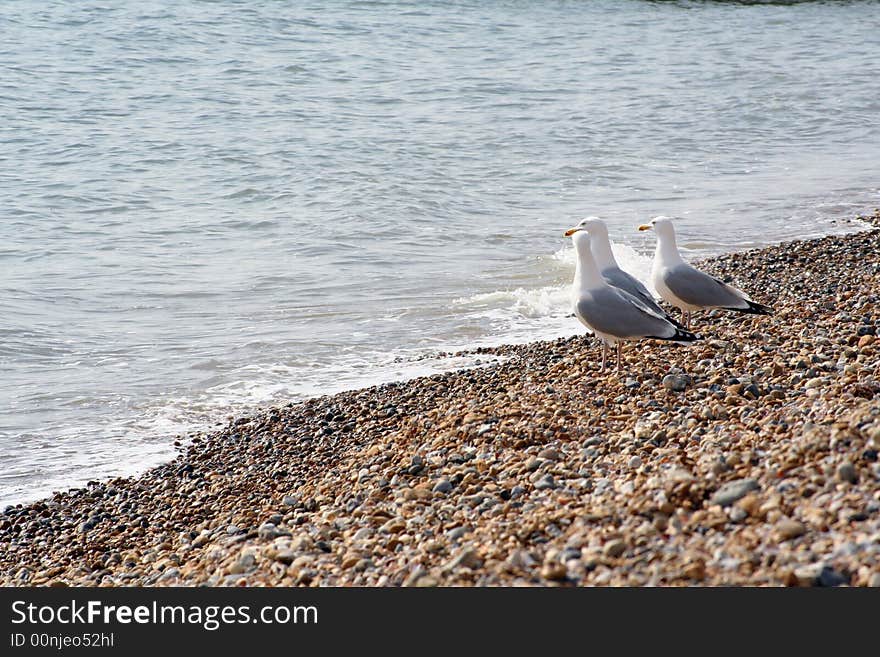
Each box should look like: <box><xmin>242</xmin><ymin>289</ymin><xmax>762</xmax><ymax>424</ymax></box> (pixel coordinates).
<box><xmin>601</xmin><ymin>266</ymin><xmax>667</xmax><ymax>316</ymax></box>
<box><xmin>663</xmin><ymin>264</ymin><xmax>748</xmax><ymax>309</ymax></box>
<box><xmin>576</xmin><ymin>287</ymin><xmax>676</xmax><ymax>340</ymax></box>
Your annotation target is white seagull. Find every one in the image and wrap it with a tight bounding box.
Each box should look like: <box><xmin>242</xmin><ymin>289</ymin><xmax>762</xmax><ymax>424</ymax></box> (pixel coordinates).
<box><xmin>569</xmin><ymin>216</ymin><xmax>670</xmax><ymax>319</ymax></box>
<box><xmin>638</xmin><ymin>216</ymin><xmax>772</xmax><ymax>328</ymax></box>
<box><xmin>564</xmin><ymin>224</ymin><xmax>699</xmax><ymax>372</ymax></box>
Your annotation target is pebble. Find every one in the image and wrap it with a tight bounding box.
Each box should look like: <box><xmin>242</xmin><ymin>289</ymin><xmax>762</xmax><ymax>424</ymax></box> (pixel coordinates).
<box><xmin>681</xmin><ymin>559</ymin><xmax>706</xmax><ymax>581</ymax></box>
<box><xmin>603</xmin><ymin>540</ymin><xmax>626</xmax><ymax>559</ymax></box>
<box><xmin>541</xmin><ymin>562</ymin><xmax>568</xmax><ymax>581</ymax></box>
<box><xmin>445</xmin><ymin>546</ymin><xmax>483</xmax><ymax>571</ymax></box>
<box><xmin>729</xmin><ymin>507</ymin><xmax>748</xmax><ymax>523</ymax></box>
<box><xmin>537</xmin><ymin>448</ymin><xmax>560</xmax><ymax>461</ymax></box>
<box><xmin>273</xmin><ymin>550</ymin><xmax>296</xmax><ymax>565</ymax></box>
<box><xmin>433</xmin><ymin>479</ymin><xmax>453</xmax><ymax>494</ymax></box>
<box><xmin>837</xmin><ymin>462</ymin><xmax>858</xmax><ymax>484</ymax></box>
<box><xmin>258</xmin><ymin>522</ymin><xmax>283</xmax><ymax>539</ymax></box>
<box><xmin>534</xmin><ymin>474</ymin><xmax>556</xmax><ymax>490</ymax></box>
<box><xmin>446</xmin><ymin>526</ymin><xmax>469</xmax><ymax>541</ymax></box>
<box><xmin>792</xmin><ymin>564</ymin><xmax>847</xmax><ymax>587</ymax></box>
<box><xmin>226</xmin><ymin>553</ymin><xmax>256</xmax><ymax>575</ymax></box>
<box><xmin>710</xmin><ymin>478</ymin><xmax>761</xmax><ymax>507</ymax></box>
<box><xmin>776</xmin><ymin>519</ymin><xmax>806</xmax><ymax>541</ymax></box>
<box><xmin>662</xmin><ymin>374</ymin><xmax>690</xmax><ymax>392</ymax></box>
<box><xmin>505</xmin><ymin>549</ymin><xmax>536</xmax><ymax>571</ymax></box>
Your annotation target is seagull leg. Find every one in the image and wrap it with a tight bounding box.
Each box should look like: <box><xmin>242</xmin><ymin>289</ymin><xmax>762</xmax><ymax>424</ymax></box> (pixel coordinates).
<box><xmin>601</xmin><ymin>342</ymin><xmax>607</xmax><ymax>372</ymax></box>
<box><xmin>681</xmin><ymin>310</ymin><xmax>690</xmax><ymax>329</ymax></box>
<box><xmin>616</xmin><ymin>343</ymin><xmax>623</xmax><ymax>372</ymax></box>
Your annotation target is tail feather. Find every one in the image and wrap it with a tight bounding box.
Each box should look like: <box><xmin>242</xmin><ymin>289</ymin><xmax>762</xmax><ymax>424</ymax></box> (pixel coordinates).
<box><xmin>652</xmin><ymin>327</ymin><xmax>700</xmax><ymax>344</ymax></box>
<box><xmin>727</xmin><ymin>299</ymin><xmax>773</xmax><ymax>315</ymax></box>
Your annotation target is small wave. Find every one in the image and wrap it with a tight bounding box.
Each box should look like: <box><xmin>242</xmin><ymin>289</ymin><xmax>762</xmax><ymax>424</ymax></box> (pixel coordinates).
<box><xmin>553</xmin><ymin>240</ymin><xmax>655</xmax><ymax>289</ymax></box>
<box><xmin>455</xmin><ymin>285</ymin><xmax>570</xmax><ymax>319</ymax></box>
<box><xmin>462</xmin><ymin>239</ymin><xmax>655</xmax><ymax>318</ymax></box>
<box><xmin>222</xmin><ymin>188</ymin><xmax>264</xmax><ymax>200</ymax></box>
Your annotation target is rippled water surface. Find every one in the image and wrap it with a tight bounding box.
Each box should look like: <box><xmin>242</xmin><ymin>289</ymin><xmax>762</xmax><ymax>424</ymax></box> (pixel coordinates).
<box><xmin>2</xmin><ymin>0</ymin><xmax>879</xmax><ymax>505</ymax></box>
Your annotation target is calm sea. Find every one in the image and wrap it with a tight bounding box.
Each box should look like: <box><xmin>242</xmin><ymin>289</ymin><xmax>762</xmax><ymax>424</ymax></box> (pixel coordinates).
<box><xmin>2</xmin><ymin>0</ymin><xmax>879</xmax><ymax>505</ymax></box>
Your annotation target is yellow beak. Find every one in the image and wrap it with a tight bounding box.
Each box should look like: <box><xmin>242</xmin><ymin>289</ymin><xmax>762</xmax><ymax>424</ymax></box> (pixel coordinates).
<box><xmin>564</xmin><ymin>227</ymin><xmax>580</xmax><ymax>237</ymax></box>
<box><xmin>638</xmin><ymin>224</ymin><xmax>652</xmax><ymax>231</ymax></box>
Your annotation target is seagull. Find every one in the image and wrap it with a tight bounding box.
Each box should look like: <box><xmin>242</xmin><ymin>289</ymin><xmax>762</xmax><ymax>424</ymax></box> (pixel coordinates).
<box><xmin>564</xmin><ymin>224</ymin><xmax>699</xmax><ymax>372</ymax></box>
<box><xmin>638</xmin><ymin>216</ymin><xmax>773</xmax><ymax>328</ymax></box>
<box><xmin>570</xmin><ymin>216</ymin><xmax>671</xmax><ymax>319</ymax></box>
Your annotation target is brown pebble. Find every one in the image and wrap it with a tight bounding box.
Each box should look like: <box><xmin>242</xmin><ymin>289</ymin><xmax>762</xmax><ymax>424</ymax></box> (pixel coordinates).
<box><xmin>682</xmin><ymin>559</ymin><xmax>706</xmax><ymax>581</ymax></box>
<box><xmin>603</xmin><ymin>540</ymin><xmax>626</xmax><ymax>559</ymax></box>
<box><xmin>775</xmin><ymin>518</ymin><xmax>806</xmax><ymax>541</ymax></box>
<box><xmin>541</xmin><ymin>562</ymin><xmax>568</xmax><ymax>581</ymax></box>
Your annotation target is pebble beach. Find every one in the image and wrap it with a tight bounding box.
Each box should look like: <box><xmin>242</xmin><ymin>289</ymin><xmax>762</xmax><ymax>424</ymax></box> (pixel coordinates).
<box><xmin>3</xmin><ymin>212</ymin><xmax>880</xmax><ymax>587</ymax></box>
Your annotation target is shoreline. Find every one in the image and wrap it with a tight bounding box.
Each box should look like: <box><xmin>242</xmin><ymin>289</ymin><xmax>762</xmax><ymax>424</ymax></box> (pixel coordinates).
<box><xmin>2</xmin><ymin>214</ymin><xmax>875</xmax><ymax>511</ymax></box>
<box><xmin>2</xmin><ymin>211</ymin><xmax>880</xmax><ymax>586</ymax></box>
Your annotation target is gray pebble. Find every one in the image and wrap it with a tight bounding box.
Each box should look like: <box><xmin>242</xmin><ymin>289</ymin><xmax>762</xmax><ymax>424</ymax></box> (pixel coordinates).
<box><xmin>662</xmin><ymin>373</ymin><xmax>690</xmax><ymax>392</ymax></box>
<box><xmin>837</xmin><ymin>461</ymin><xmax>858</xmax><ymax>484</ymax></box>
<box><xmin>793</xmin><ymin>563</ymin><xmax>847</xmax><ymax>587</ymax></box>
<box><xmin>273</xmin><ymin>550</ymin><xmax>296</xmax><ymax>565</ymax></box>
<box><xmin>227</xmin><ymin>553</ymin><xmax>256</xmax><ymax>575</ymax></box>
<box><xmin>433</xmin><ymin>478</ymin><xmax>453</xmax><ymax>493</ymax></box>
<box><xmin>710</xmin><ymin>478</ymin><xmax>760</xmax><ymax>507</ymax></box>
<box><xmin>258</xmin><ymin>522</ymin><xmax>281</xmax><ymax>539</ymax></box>
<box><xmin>729</xmin><ymin>507</ymin><xmax>748</xmax><ymax>523</ymax></box>
<box><xmin>534</xmin><ymin>474</ymin><xmax>556</xmax><ymax>490</ymax></box>
<box><xmin>352</xmin><ymin>527</ymin><xmax>372</xmax><ymax>541</ymax></box>
<box><xmin>446</xmin><ymin>526</ymin><xmax>469</xmax><ymax>541</ymax></box>
<box><xmin>445</xmin><ymin>546</ymin><xmax>482</xmax><ymax>570</ymax></box>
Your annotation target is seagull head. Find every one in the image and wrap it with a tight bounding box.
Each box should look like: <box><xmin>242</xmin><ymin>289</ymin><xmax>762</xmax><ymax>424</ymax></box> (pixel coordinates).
<box><xmin>575</xmin><ymin>216</ymin><xmax>608</xmax><ymax>236</ymax></box>
<box><xmin>638</xmin><ymin>215</ymin><xmax>675</xmax><ymax>238</ymax></box>
<box><xmin>564</xmin><ymin>216</ymin><xmax>605</xmax><ymax>237</ymax></box>
<box><xmin>564</xmin><ymin>216</ymin><xmax>618</xmax><ymax>268</ymax></box>
<box><xmin>563</xmin><ymin>224</ymin><xmax>593</xmax><ymax>254</ymax></box>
